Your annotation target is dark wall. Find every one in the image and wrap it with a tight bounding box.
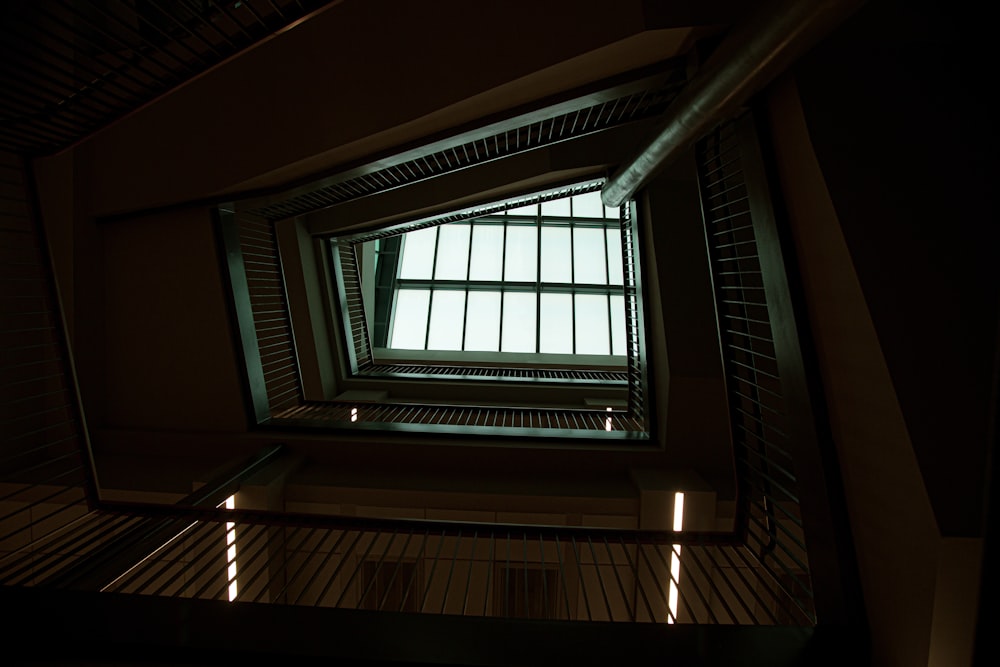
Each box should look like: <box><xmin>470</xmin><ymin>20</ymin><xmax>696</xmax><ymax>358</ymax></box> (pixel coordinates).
<box><xmin>794</xmin><ymin>0</ymin><xmax>996</xmax><ymax>536</ymax></box>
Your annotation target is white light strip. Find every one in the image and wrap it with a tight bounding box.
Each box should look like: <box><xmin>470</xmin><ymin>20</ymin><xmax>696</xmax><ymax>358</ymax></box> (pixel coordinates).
<box><xmin>668</xmin><ymin>491</ymin><xmax>684</xmax><ymax>623</ymax></box>
<box><xmin>224</xmin><ymin>495</ymin><xmax>237</xmax><ymax>601</ymax></box>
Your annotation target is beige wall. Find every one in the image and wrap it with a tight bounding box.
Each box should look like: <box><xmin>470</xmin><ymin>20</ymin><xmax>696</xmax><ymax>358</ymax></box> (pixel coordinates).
<box><xmin>60</xmin><ymin>0</ymin><xmax>706</xmax><ymax>218</ymax></box>
<box><xmin>765</xmin><ymin>74</ymin><xmax>980</xmax><ymax>667</ymax></box>
<box><xmin>29</xmin><ymin>0</ymin><xmax>725</xmax><ymax>469</ymax></box>
<box><xmin>101</xmin><ymin>207</ymin><xmax>247</xmax><ymax>432</ymax></box>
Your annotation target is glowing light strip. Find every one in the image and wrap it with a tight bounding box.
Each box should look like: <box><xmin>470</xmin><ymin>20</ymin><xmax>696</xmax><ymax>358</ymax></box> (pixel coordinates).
<box><xmin>224</xmin><ymin>495</ymin><xmax>237</xmax><ymax>601</ymax></box>
<box><xmin>667</xmin><ymin>491</ymin><xmax>684</xmax><ymax>623</ymax></box>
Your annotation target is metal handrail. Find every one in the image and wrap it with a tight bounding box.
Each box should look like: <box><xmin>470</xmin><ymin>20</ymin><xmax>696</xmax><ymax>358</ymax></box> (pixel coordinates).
<box><xmin>96</xmin><ymin>501</ymin><xmax>731</xmax><ymax>546</ymax></box>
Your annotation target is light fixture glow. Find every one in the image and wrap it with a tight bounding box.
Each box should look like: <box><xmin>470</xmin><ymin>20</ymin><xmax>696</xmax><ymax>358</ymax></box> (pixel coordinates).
<box><xmin>667</xmin><ymin>491</ymin><xmax>684</xmax><ymax>623</ymax></box>
<box><xmin>605</xmin><ymin>407</ymin><xmax>613</xmax><ymax>431</ymax></box>
<box><xmin>351</xmin><ymin>407</ymin><xmax>359</xmax><ymax>422</ymax></box>
<box><xmin>222</xmin><ymin>495</ymin><xmax>237</xmax><ymax>601</ymax></box>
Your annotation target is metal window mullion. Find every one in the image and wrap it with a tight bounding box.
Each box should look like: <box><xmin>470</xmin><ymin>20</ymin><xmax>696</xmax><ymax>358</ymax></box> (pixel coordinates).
<box><xmin>498</xmin><ymin>220</ymin><xmax>507</xmax><ymax>352</ymax></box>
<box><xmin>603</xmin><ymin>220</ymin><xmax>614</xmax><ymax>355</ymax></box>
<box><xmin>423</xmin><ymin>227</ymin><xmax>441</xmax><ymax>350</ymax></box>
<box><xmin>461</xmin><ymin>223</ymin><xmax>474</xmax><ymax>351</ymax></box>
<box><xmin>535</xmin><ymin>208</ymin><xmax>542</xmax><ymax>353</ymax></box>
<box><xmin>570</xmin><ymin>217</ymin><xmax>576</xmax><ymax>355</ymax></box>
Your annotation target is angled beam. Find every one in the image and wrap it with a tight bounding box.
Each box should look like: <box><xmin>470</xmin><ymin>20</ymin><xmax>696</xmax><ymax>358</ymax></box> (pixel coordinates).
<box><xmin>602</xmin><ymin>0</ymin><xmax>866</xmax><ymax>207</ymax></box>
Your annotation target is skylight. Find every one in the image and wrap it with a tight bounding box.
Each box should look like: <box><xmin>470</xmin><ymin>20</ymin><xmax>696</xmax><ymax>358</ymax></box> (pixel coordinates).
<box><xmin>373</xmin><ymin>188</ymin><xmax>627</xmax><ymax>358</ymax></box>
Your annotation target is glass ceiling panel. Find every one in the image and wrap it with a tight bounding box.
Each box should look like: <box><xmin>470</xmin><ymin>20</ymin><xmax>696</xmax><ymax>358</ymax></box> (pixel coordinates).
<box><xmin>427</xmin><ymin>290</ymin><xmax>466</xmax><ymax>351</ymax></box>
<box><xmin>434</xmin><ymin>224</ymin><xmax>470</xmax><ymax>280</ymax></box>
<box><xmin>575</xmin><ymin>293</ymin><xmax>610</xmax><ymax>355</ymax></box>
<box><xmin>541</xmin><ymin>196</ymin><xmax>571</xmax><ymax>217</ymax></box>
<box><xmin>610</xmin><ymin>294</ymin><xmax>627</xmax><ymax>356</ymax></box>
<box><xmin>469</xmin><ymin>224</ymin><xmax>504</xmax><ymax>281</ymax></box>
<box><xmin>368</xmin><ymin>183</ymin><xmax>629</xmax><ymax>361</ymax></box>
<box><xmin>465</xmin><ymin>291</ymin><xmax>502</xmax><ymax>351</ymax></box>
<box><xmin>539</xmin><ymin>293</ymin><xmax>573</xmax><ymax>354</ymax></box>
<box><xmin>504</xmin><ymin>225</ymin><xmax>537</xmax><ymax>282</ymax></box>
<box><xmin>507</xmin><ymin>202</ymin><xmax>538</xmax><ymax>217</ymax></box>
<box><xmin>501</xmin><ymin>292</ymin><xmax>536</xmax><ymax>353</ymax></box>
<box><xmin>390</xmin><ymin>289</ymin><xmax>430</xmax><ymax>349</ymax></box>
<box><xmin>573</xmin><ymin>227</ymin><xmax>608</xmax><ymax>285</ymax></box>
<box><xmin>571</xmin><ymin>190</ymin><xmax>606</xmax><ymax>219</ymax></box>
<box><xmin>398</xmin><ymin>227</ymin><xmax>437</xmax><ymax>279</ymax></box>
<box><xmin>540</xmin><ymin>226</ymin><xmax>572</xmax><ymax>283</ymax></box>
<box><xmin>607</xmin><ymin>228</ymin><xmax>624</xmax><ymax>286</ymax></box>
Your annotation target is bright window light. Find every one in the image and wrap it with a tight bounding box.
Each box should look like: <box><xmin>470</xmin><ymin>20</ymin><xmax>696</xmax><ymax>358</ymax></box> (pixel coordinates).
<box><xmin>377</xmin><ymin>186</ymin><xmax>626</xmax><ymax>357</ymax></box>
<box><xmin>575</xmin><ymin>294</ymin><xmax>611</xmax><ymax>355</ymax></box>
<box><xmin>501</xmin><ymin>292</ymin><xmax>536</xmax><ymax>353</ymax></box>
<box><xmin>539</xmin><ymin>293</ymin><xmax>573</xmax><ymax>353</ymax></box>
<box><xmin>389</xmin><ymin>289</ymin><xmax>430</xmax><ymax>349</ymax></box>
<box><xmin>464</xmin><ymin>291</ymin><xmax>501</xmax><ymax>351</ymax></box>
<box><xmin>433</xmin><ymin>225</ymin><xmax>470</xmax><ymax>280</ymax></box>
<box><xmin>668</xmin><ymin>491</ymin><xmax>684</xmax><ymax>623</ymax></box>
<box><xmin>572</xmin><ymin>227</ymin><xmax>607</xmax><ymax>284</ymax></box>
<box><xmin>427</xmin><ymin>291</ymin><xmax>466</xmax><ymax>350</ymax></box>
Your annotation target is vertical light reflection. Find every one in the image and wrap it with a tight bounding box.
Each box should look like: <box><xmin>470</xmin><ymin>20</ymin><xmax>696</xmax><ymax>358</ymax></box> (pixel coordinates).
<box><xmin>225</xmin><ymin>495</ymin><xmax>237</xmax><ymax>601</ymax></box>
<box><xmin>667</xmin><ymin>491</ymin><xmax>684</xmax><ymax>623</ymax></box>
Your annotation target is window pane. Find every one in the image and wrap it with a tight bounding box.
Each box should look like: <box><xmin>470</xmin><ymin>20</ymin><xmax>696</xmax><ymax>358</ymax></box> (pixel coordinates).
<box><xmin>398</xmin><ymin>227</ymin><xmax>437</xmax><ymax>279</ymax></box>
<box><xmin>507</xmin><ymin>202</ymin><xmax>537</xmax><ymax>218</ymax></box>
<box><xmin>610</xmin><ymin>294</ymin><xmax>626</xmax><ymax>356</ymax></box>
<box><xmin>427</xmin><ymin>290</ymin><xmax>466</xmax><ymax>351</ymax></box>
<box><xmin>541</xmin><ymin>196</ymin><xmax>571</xmax><ymax>217</ymax></box>
<box><xmin>575</xmin><ymin>294</ymin><xmax>610</xmax><ymax>355</ymax></box>
<box><xmin>605</xmin><ymin>203</ymin><xmax>620</xmax><ymax>219</ymax></box>
<box><xmin>434</xmin><ymin>224</ymin><xmax>470</xmax><ymax>280</ymax></box>
<box><xmin>572</xmin><ymin>191</ymin><xmax>605</xmax><ymax>219</ymax></box>
<box><xmin>465</xmin><ymin>291</ymin><xmax>501</xmax><ymax>351</ymax></box>
<box><xmin>504</xmin><ymin>225</ymin><xmax>537</xmax><ymax>282</ymax></box>
<box><xmin>539</xmin><ymin>293</ymin><xmax>572</xmax><ymax>353</ymax></box>
<box><xmin>469</xmin><ymin>224</ymin><xmax>504</xmax><ymax>281</ymax></box>
<box><xmin>502</xmin><ymin>292</ymin><xmax>537</xmax><ymax>352</ymax></box>
<box><xmin>573</xmin><ymin>227</ymin><xmax>607</xmax><ymax>284</ymax></box>
<box><xmin>390</xmin><ymin>289</ymin><xmax>430</xmax><ymax>349</ymax></box>
<box><xmin>606</xmin><ymin>227</ymin><xmax>624</xmax><ymax>286</ymax></box>
<box><xmin>540</xmin><ymin>227</ymin><xmax>572</xmax><ymax>283</ymax></box>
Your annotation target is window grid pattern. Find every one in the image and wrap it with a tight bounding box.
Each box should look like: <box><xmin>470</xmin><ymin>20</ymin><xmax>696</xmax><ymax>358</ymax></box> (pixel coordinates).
<box><xmin>326</xmin><ymin>180</ymin><xmax>649</xmax><ymax>434</ymax></box>
<box><xmin>387</xmin><ymin>190</ymin><xmax>626</xmax><ymax>356</ymax></box>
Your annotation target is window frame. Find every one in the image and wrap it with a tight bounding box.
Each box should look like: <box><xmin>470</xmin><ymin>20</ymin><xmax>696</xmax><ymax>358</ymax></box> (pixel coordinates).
<box><xmin>329</xmin><ymin>180</ymin><xmax>637</xmax><ymax>381</ymax></box>
<box><xmin>379</xmin><ymin>189</ymin><xmax>628</xmax><ymax>358</ymax></box>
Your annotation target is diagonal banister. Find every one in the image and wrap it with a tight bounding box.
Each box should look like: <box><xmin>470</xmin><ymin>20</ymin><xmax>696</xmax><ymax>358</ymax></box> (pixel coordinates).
<box><xmin>696</xmin><ymin>112</ymin><xmax>864</xmax><ymax>627</ymax></box>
